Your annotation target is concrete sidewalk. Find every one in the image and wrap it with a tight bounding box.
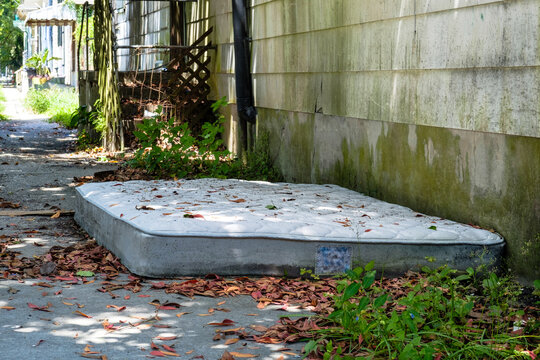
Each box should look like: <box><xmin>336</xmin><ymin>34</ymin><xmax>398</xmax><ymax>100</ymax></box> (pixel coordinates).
<box><xmin>0</xmin><ymin>275</ymin><xmax>309</xmax><ymax>359</ymax></box>
<box><xmin>0</xmin><ymin>93</ymin><xmax>307</xmax><ymax>360</ymax></box>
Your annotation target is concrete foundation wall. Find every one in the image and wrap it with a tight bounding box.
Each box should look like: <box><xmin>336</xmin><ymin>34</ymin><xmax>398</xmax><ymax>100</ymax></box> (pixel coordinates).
<box><xmin>259</xmin><ymin>109</ymin><xmax>540</xmax><ymax>280</ymax></box>
<box><xmin>185</xmin><ymin>0</ymin><xmax>540</xmax><ymax>280</ymax></box>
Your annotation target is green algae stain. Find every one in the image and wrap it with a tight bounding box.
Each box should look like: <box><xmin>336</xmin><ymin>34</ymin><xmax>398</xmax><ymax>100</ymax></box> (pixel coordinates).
<box><xmin>257</xmin><ymin>109</ymin><xmax>315</xmax><ymax>183</ymax></box>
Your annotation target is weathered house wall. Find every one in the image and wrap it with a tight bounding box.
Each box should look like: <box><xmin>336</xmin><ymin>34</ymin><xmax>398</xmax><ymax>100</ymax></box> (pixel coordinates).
<box><xmin>188</xmin><ymin>0</ymin><xmax>540</xmax><ymax>281</ymax></box>
<box><xmin>114</xmin><ymin>1</ymin><xmax>171</xmax><ymax>71</ymax></box>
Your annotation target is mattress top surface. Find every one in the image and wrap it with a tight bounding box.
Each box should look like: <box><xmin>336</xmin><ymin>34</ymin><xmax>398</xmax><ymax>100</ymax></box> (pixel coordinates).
<box><xmin>76</xmin><ymin>179</ymin><xmax>504</xmax><ymax>245</ymax></box>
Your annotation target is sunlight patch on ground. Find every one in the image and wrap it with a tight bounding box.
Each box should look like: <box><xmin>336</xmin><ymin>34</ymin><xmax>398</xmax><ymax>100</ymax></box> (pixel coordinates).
<box><xmin>40</xmin><ymin>187</ymin><xmax>65</xmax><ymax>192</ymax></box>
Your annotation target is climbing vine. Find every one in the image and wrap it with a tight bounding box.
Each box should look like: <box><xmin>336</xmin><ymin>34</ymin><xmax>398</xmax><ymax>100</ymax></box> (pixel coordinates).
<box><xmin>94</xmin><ymin>0</ymin><xmax>122</xmax><ymax>151</ymax></box>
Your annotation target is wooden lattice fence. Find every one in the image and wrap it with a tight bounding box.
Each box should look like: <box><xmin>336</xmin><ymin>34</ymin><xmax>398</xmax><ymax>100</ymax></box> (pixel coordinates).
<box><xmin>167</xmin><ymin>27</ymin><xmax>215</xmax><ymax>134</ymax></box>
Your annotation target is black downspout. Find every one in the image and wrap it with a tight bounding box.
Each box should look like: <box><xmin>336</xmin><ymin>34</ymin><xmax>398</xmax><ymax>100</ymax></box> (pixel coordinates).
<box><xmin>232</xmin><ymin>0</ymin><xmax>256</xmax><ymax>155</ymax></box>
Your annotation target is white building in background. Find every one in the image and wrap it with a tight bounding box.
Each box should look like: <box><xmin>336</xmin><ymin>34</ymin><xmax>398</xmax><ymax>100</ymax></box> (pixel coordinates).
<box><xmin>113</xmin><ymin>0</ymin><xmax>176</xmax><ymax>72</ymax></box>
<box><xmin>17</xmin><ymin>0</ymin><xmax>79</xmax><ymax>89</ymax></box>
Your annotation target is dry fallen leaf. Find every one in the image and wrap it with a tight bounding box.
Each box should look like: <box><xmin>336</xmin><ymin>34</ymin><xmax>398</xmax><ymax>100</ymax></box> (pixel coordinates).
<box><xmin>155</xmin><ymin>336</ymin><xmax>176</xmax><ymax>341</ymax></box>
<box><xmin>208</xmin><ymin>319</ymin><xmax>235</xmax><ymax>326</ymax></box>
<box><xmin>149</xmin><ymin>351</ymin><xmax>166</xmax><ymax>357</ymax></box>
<box><xmin>249</xmin><ymin>325</ymin><xmax>268</xmax><ymax>332</ymax></box>
<box><xmin>80</xmin><ymin>354</ymin><xmax>103</xmax><ymax>359</ymax></box>
<box><xmin>51</xmin><ymin>211</ymin><xmax>61</xmax><ymax>219</ymax></box>
<box><xmin>74</xmin><ymin>310</ymin><xmax>92</xmax><ymax>318</ymax></box>
<box><xmin>162</xmin><ymin>344</ymin><xmax>176</xmax><ymax>353</ymax></box>
<box><xmin>160</xmin><ymin>351</ymin><xmax>179</xmax><ymax>357</ymax></box>
<box><xmin>33</xmin><ymin>339</ymin><xmax>44</xmax><ymax>347</ymax></box>
<box><xmin>256</xmin><ymin>302</ymin><xmax>268</xmax><ymax>309</ymax></box>
<box><xmin>27</xmin><ymin>302</ymin><xmax>51</xmax><ymax>312</ymax></box>
<box><xmin>229</xmin><ymin>352</ymin><xmax>258</xmax><ymax>358</ymax></box>
<box><xmin>218</xmin><ymin>327</ymin><xmax>244</xmax><ymax>334</ymax></box>
<box><xmin>221</xmin><ymin>351</ymin><xmax>235</xmax><ymax>360</ymax></box>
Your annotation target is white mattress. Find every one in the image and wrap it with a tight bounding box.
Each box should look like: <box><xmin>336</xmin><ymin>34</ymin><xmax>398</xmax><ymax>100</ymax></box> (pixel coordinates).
<box><xmin>76</xmin><ymin>179</ymin><xmax>503</xmax><ymax>246</ymax></box>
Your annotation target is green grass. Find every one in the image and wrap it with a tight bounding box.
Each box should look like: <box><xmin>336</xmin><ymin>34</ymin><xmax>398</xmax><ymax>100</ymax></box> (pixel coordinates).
<box><xmin>301</xmin><ymin>263</ymin><xmax>539</xmax><ymax>359</ymax></box>
<box><xmin>0</xmin><ymin>85</ymin><xmax>7</xmax><ymax>120</ymax></box>
<box><xmin>24</xmin><ymin>87</ymin><xmax>79</xmax><ymax>128</ymax></box>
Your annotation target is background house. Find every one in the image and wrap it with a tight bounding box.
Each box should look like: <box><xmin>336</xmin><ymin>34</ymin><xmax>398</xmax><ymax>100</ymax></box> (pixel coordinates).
<box><xmin>182</xmin><ymin>0</ymin><xmax>540</xmax><ymax>281</ymax></box>
<box><xmin>17</xmin><ymin>0</ymin><xmax>76</xmax><ymax>90</ymax></box>
<box><xmin>79</xmin><ymin>0</ymin><xmax>205</xmax><ymax>144</ymax></box>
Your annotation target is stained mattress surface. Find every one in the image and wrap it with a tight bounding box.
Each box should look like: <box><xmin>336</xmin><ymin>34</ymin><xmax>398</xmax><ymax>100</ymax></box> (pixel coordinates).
<box><xmin>76</xmin><ymin>179</ymin><xmax>504</xmax><ymax>245</ymax></box>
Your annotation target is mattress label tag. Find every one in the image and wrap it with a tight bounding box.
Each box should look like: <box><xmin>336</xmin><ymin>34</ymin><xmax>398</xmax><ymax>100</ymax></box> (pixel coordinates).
<box><xmin>316</xmin><ymin>246</ymin><xmax>352</xmax><ymax>274</ymax></box>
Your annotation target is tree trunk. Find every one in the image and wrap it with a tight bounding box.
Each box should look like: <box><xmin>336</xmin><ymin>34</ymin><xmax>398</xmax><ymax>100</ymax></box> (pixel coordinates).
<box><xmin>94</xmin><ymin>0</ymin><xmax>123</xmax><ymax>152</ymax></box>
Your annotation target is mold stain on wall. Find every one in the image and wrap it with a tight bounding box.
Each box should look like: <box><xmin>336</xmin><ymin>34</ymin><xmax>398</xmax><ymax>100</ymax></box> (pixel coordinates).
<box><xmin>260</xmin><ymin>110</ymin><xmax>539</xmax><ymax>281</ymax></box>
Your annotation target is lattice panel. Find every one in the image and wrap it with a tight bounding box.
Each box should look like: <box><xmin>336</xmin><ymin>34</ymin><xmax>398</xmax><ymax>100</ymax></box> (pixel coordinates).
<box><xmin>167</xmin><ymin>27</ymin><xmax>214</xmax><ymax>133</ymax></box>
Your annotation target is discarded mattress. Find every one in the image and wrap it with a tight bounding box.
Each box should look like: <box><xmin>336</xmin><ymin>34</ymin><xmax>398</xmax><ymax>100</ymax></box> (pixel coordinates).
<box><xmin>75</xmin><ymin>179</ymin><xmax>504</xmax><ymax>277</ymax></box>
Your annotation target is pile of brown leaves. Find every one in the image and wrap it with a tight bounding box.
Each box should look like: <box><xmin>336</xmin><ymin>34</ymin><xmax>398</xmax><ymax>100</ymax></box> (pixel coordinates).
<box><xmin>0</xmin><ymin>199</ymin><xmax>21</xmax><ymax>208</ymax></box>
<box><xmin>1</xmin><ymin>240</ymin><xmax>127</xmax><ymax>279</ymax></box>
<box><xmin>74</xmin><ymin>166</ymin><xmax>153</xmax><ymax>185</ymax></box>
<box><xmin>155</xmin><ymin>275</ymin><xmax>337</xmax><ymax>314</ymax></box>
<box><xmin>2</xmin><ymin>238</ymin><xmax>338</xmax><ymax>314</ymax></box>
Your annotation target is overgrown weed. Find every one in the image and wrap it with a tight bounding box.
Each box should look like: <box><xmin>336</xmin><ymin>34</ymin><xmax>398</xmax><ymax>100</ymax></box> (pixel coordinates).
<box><xmin>71</xmin><ymin>101</ymin><xmax>106</xmax><ymax>149</ymax></box>
<box><xmin>128</xmin><ymin>97</ymin><xmax>282</xmax><ymax>181</ymax></box>
<box><xmin>0</xmin><ymin>85</ymin><xmax>8</xmax><ymax>120</ymax></box>
<box><xmin>24</xmin><ymin>87</ymin><xmax>79</xmax><ymax>128</ymax></box>
<box><xmin>302</xmin><ymin>263</ymin><xmax>539</xmax><ymax>359</ymax></box>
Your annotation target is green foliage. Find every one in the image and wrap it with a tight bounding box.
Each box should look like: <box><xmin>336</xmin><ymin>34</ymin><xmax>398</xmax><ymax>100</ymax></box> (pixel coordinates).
<box><xmin>130</xmin><ymin>100</ymin><xmax>230</xmax><ymax>179</ymax></box>
<box><xmin>24</xmin><ymin>89</ymin><xmax>51</xmax><ymax>113</ymax></box>
<box><xmin>77</xmin><ymin>100</ymin><xmax>106</xmax><ymax>135</ymax></box>
<box><xmin>130</xmin><ymin>112</ymin><xmax>197</xmax><ymax>178</ymax></box>
<box><xmin>304</xmin><ymin>263</ymin><xmax>539</xmax><ymax>359</ymax></box>
<box><xmin>70</xmin><ymin>105</ymin><xmax>92</xmax><ymax>129</ymax></box>
<box><xmin>129</xmin><ymin>97</ymin><xmax>282</xmax><ymax>181</ymax></box>
<box><xmin>72</xmin><ymin>101</ymin><xmax>107</xmax><ymax>148</ymax></box>
<box><xmin>0</xmin><ymin>0</ymin><xmax>23</xmax><ymax>71</ymax></box>
<box><xmin>0</xmin><ymin>85</ymin><xmax>7</xmax><ymax>120</ymax></box>
<box><xmin>24</xmin><ymin>87</ymin><xmax>79</xmax><ymax>128</ymax></box>
<box><xmin>49</xmin><ymin>92</ymin><xmax>79</xmax><ymax>129</ymax></box>
<box><xmin>228</xmin><ymin>130</ymin><xmax>283</xmax><ymax>182</ymax></box>
<box><xmin>89</xmin><ymin>100</ymin><xmax>106</xmax><ymax>135</ymax></box>
<box><xmin>25</xmin><ymin>49</ymin><xmax>61</xmax><ymax>77</ymax></box>
<box><xmin>300</xmin><ymin>268</ymin><xmax>320</xmax><ymax>281</ymax></box>
<box><xmin>75</xmin><ymin>270</ymin><xmax>94</xmax><ymax>277</ymax></box>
